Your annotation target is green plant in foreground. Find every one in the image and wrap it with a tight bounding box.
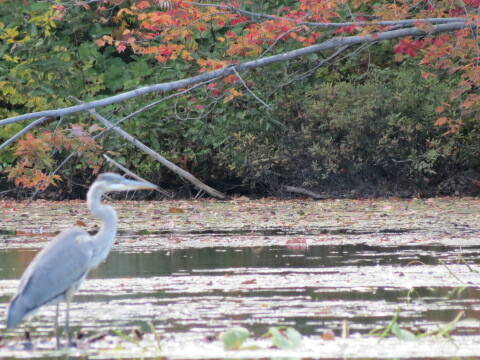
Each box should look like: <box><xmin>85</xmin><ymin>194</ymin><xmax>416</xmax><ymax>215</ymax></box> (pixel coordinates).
<box><xmin>147</xmin><ymin>321</ymin><xmax>162</xmax><ymax>351</ymax></box>
<box><xmin>219</xmin><ymin>327</ymin><xmax>250</xmax><ymax>350</ymax></box>
<box><xmin>219</xmin><ymin>326</ymin><xmax>302</xmax><ymax>351</ymax></box>
<box><xmin>264</xmin><ymin>326</ymin><xmax>302</xmax><ymax>349</ymax></box>
<box><xmin>369</xmin><ymin>309</ymin><xmax>416</xmax><ymax>340</ymax></box>
<box><xmin>109</xmin><ymin>324</ymin><xmax>162</xmax><ymax>352</ymax></box>
<box><xmin>370</xmin><ymin>309</ymin><xmax>464</xmax><ymax>340</ymax></box>
<box><xmin>110</xmin><ymin>328</ymin><xmax>141</xmax><ymax>345</ymax></box>
<box><xmin>406</xmin><ymin>288</ymin><xmax>419</xmax><ymax>304</ymax></box>
<box><xmin>417</xmin><ymin>311</ymin><xmax>464</xmax><ymax>339</ymax></box>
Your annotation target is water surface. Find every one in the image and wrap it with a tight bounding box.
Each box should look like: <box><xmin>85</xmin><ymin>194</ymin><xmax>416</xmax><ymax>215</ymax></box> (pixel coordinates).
<box><xmin>1</xmin><ymin>198</ymin><xmax>480</xmax><ymax>359</ymax></box>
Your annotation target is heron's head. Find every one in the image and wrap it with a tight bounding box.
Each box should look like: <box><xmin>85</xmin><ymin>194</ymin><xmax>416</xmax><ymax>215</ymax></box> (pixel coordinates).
<box><xmin>96</xmin><ymin>173</ymin><xmax>158</xmax><ymax>192</ymax></box>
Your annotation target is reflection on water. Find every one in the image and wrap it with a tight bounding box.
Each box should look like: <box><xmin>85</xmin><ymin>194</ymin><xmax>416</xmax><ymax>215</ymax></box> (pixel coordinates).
<box><xmin>3</xmin><ymin>243</ymin><xmax>480</xmax><ymax>280</ymax></box>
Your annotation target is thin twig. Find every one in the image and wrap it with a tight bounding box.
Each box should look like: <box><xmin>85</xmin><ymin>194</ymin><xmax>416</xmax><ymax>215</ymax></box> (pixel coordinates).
<box><xmin>438</xmin><ymin>258</ymin><xmax>465</xmax><ymax>284</ymax></box>
<box><xmin>186</xmin><ymin>2</ymin><xmax>466</xmax><ymax>28</ymax></box>
<box><xmin>108</xmin><ymin>78</ymin><xmax>220</xmax><ymax>129</ymax></box>
<box><xmin>277</xmin><ymin>44</ymin><xmax>351</xmax><ymax>88</ymax></box>
<box><xmin>282</xmin><ymin>185</ymin><xmax>330</xmax><ymax>199</ymax></box>
<box><xmin>261</xmin><ymin>26</ymin><xmax>305</xmax><ymax>57</ymax></box>
<box><xmin>232</xmin><ymin>68</ymin><xmax>271</xmax><ymax>110</ymax></box>
<box><xmin>0</xmin><ymin>188</ymin><xmax>16</xmax><ymax>195</ymax></box>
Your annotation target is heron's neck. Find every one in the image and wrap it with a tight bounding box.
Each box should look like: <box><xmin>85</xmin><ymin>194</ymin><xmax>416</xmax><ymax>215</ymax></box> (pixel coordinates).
<box><xmin>87</xmin><ymin>183</ymin><xmax>118</xmax><ymax>262</ymax></box>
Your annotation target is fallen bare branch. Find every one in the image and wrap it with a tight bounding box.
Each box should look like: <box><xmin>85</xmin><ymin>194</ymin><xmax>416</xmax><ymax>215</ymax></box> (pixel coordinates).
<box><xmin>283</xmin><ymin>185</ymin><xmax>330</xmax><ymax>200</ymax></box>
<box><xmin>36</xmin><ymin>88</ymin><xmax>212</xmax><ymax>190</ymax></box>
<box><xmin>0</xmin><ymin>21</ymin><xmax>470</xmax><ymax>126</ymax></box>
<box><xmin>0</xmin><ymin>117</ymin><xmax>49</xmax><ymax>151</ymax></box>
<box><xmin>232</xmin><ymin>67</ymin><xmax>271</xmax><ymax>109</ymax></box>
<box><xmin>72</xmin><ymin>98</ymin><xmax>226</xmax><ymax>199</ymax></box>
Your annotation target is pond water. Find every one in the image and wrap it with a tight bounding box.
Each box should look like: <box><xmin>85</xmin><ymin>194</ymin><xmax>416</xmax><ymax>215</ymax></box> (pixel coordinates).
<box><xmin>2</xmin><ymin>242</ymin><xmax>480</xmax><ymax>359</ymax></box>
<box><xmin>1</xmin><ymin>198</ymin><xmax>480</xmax><ymax>359</ymax></box>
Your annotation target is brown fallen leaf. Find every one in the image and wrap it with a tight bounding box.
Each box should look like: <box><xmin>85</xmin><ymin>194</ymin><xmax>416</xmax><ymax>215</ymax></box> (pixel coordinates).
<box><xmin>76</xmin><ymin>220</ymin><xmax>87</xmax><ymax>227</ymax></box>
<box><xmin>321</xmin><ymin>329</ymin><xmax>335</xmax><ymax>341</ymax></box>
<box><xmin>169</xmin><ymin>207</ymin><xmax>185</xmax><ymax>214</ymax></box>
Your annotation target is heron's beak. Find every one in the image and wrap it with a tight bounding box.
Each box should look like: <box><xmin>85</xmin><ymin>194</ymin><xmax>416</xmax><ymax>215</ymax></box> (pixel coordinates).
<box><xmin>110</xmin><ymin>178</ymin><xmax>158</xmax><ymax>192</ymax></box>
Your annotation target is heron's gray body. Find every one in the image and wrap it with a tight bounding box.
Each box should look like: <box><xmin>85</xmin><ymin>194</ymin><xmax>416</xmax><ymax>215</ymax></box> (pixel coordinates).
<box><xmin>7</xmin><ymin>228</ymin><xmax>92</xmax><ymax>329</ymax></box>
<box><xmin>5</xmin><ymin>173</ymin><xmax>157</xmax><ymax>346</ymax></box>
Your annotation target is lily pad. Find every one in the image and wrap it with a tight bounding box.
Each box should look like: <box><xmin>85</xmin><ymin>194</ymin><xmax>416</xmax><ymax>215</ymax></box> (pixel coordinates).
<box><xmin>219</xmin><ymin>327</ymin><xmax>250</xmax><ymax>350</ymax></box>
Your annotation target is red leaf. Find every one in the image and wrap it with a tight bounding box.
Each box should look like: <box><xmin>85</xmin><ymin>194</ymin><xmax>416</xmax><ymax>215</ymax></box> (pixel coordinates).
<box><xmin>230</xmin><ymin>16</ymin><xmax>249</xmax><ymax>26</ymax></box>
<box><xmin>136</xmin><ymin>0</ymin><xmax>151</xmax><ymax>9</ymax></box>
<box><xmin>333</xmin><ymin>25</ymin><xmax>357</xmax><ymax>34</ymax></box>
<box><xmin>117</xmin><ymin>43</ymin><xmax>127</xmax><ymax>53</ymax></box>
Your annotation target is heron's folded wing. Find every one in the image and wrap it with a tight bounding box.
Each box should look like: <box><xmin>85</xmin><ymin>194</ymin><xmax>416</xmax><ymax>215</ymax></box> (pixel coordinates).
<box><xmin>15</xmin><ymin>228</ymin><xmax>93</xmax><ymax>311</ymax></box>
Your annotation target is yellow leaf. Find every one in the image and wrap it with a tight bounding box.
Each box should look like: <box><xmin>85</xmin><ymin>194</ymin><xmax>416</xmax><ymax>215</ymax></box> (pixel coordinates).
<box><xmin>116</xmin><ymin>8</ymin><xmax>135</xmax><ymax>17</ymax></box>
<box><xmin>228</xmin><ymin>88</ymin><xmax>242</xmax><ymax>97</ymax></box>
<box><xmin>3</xmin><ymin>55</ymin><xmax>20</xmax><ymax>63</ymax></box>
<box><xmin>18</xmin><ymin>35</ymin><xmax>31</xmax><ymax>44</ymax></box>
<box><xmin>5</xmin><ymin>28</ymin><xmax>19</xmax><ymax>39</ymax></box>
<box><xmin>223</xmin><ymin>94</ymin><xmax>234</xmax><ymax>103</ymax></box>
<box><xmin>181</xmin><ymin>50</ymin><xmax>192</xmax><ymax>61</ymax></box>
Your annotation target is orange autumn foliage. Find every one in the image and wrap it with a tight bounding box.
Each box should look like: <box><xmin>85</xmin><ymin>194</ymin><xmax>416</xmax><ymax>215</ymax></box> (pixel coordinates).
<box><xmin>89</xmin><ymin>0</ymin><xmax>478</xmax><ymax>138</ymax></box>
<box><xmin>7</xmin><ymin>125</ymin><xmax>102</xmax><ymax>190</ymax></box>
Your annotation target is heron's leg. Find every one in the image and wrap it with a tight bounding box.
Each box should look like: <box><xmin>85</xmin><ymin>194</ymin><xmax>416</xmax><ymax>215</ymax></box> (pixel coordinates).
<box><xmin>65</xmin><ymin>299</ymin><xmax>72</xmax><ymax>346</ymax></box>
<box><xmin>55</xmin><ymin>304</ymin><xmax>60</xmax><ymax>349</ymax></box>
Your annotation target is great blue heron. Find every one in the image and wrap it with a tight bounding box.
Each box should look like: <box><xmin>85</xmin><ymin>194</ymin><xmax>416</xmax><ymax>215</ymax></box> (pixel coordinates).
<box><xmin>6</xmin><ymin>173</ymin><xmax>158</xmax><ymax>347</ymax></box>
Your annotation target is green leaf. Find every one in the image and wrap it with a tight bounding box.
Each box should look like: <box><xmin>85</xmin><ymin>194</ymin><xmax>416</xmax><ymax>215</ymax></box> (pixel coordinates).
<box><xmin>29</xmin><ymin>2</ymin><xmax>49</xmax><ymax>12</ymax></box>
<box><xmin>78</xmin><ymin>43</ymin><xmax>96</xmax><ymax>62</ymax></box>
<box><xmin>0</xmin><ymin>42</ymin><xmax>9</xmax><ymax>57</ymax></box>
<box><xmin>219</xmin><ymin>327</ymin><xmax>250</xmax><ymax>350</ymax></box>
<box><xmin>391</xmin><ymin>323</ymin><xmax>417</xmax><ymax>340</ymax></box>
<box><xmin>128</xmin><ymin>60</ymin><xmax>153</xmax><ymax>77</ymax></box>
<box><xmin>268</xmin><ymin>327</ymin><xmax>302</xmax><ymax>349</ymax></box>
<box><xmin>104</xmin><ymin>59</ymin><xmax>126</xmax><ymax>91</ymax></box>
<box><xmin>90</xmin><ymin>24</ymin><xmax>113</xmax><ymax>37</ymax></box>
<box><xmin>0</xmin><ymin>123</ymin><xmax>23</xmax><ymax>140</ymax></box>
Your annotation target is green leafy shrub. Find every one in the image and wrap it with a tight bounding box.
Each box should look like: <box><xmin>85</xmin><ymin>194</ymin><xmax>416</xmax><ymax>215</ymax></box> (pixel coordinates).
<box><xmin>214</xmin><ymin>66</ymin><xmax>479</xmax><ymax>196</ymax></box>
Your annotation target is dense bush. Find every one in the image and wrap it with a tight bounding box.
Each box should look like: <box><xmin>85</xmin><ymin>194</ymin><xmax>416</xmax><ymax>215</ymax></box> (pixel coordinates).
<box><xmin>212</xmin><ymin>66</ymin><xmax>480</xmax><ymax>196</ymax></box>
